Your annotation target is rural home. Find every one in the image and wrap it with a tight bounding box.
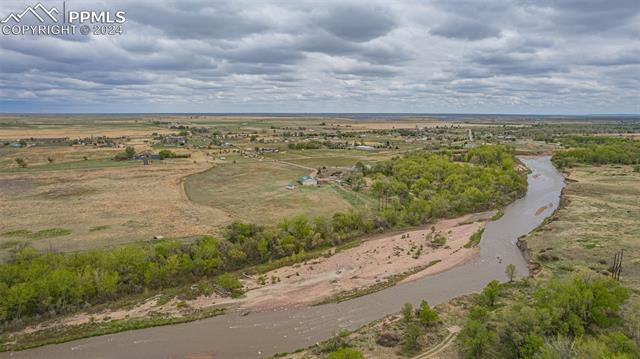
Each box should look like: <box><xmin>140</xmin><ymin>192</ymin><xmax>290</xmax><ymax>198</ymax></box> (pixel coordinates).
<box><xmin>298</xmin><ymin>175</ymin><xmax>317</xmax><ymax>186</ymax></box>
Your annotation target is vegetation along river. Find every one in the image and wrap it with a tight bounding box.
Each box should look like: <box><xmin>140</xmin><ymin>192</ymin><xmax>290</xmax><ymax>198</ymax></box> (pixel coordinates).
<box><xmin>5</xmin><ymin>156</ymin><xmax>565</xmax><ymax>359</ymax></box>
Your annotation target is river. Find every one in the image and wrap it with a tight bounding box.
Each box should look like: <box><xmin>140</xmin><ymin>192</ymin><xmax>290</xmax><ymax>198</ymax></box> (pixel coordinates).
<box><xmin>4</xmin><ymin>156</ymin><xmax>565</xmax><ymax>359</ymax></box>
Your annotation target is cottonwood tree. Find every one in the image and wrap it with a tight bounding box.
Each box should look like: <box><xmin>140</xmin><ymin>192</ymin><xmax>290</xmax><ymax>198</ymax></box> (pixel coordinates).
<box><xmin>505</xmin><ymin>264</ymin><xmax>517</xmax><ymax>282</ymax></box>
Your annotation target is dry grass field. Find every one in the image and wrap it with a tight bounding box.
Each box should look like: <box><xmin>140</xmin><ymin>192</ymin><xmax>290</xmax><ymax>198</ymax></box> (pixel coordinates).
<box><xmin>0</xmin><ymin>145</ymin><xmax>124</xmax><ymax>170</ymax></box>
<box><xmin>0</xmin><ymin>115</ymin><xmax>171</xmax><ymax>140</ymax></box>
<box><xmin>183</xmin><ymin>159</ymin><xmax>370</xmax><ymax>225</ymax></box>
<box><xmin>525</xmin><ymin>165</ymin><xmax>640</xmax><ymax>290</ymax></box>
<box><xmin>0</xmin><ymin>116</ymin><xmax>405</xmax><ymax>254</ymax></box>
<box><xmin>0</xmin><ymin>158</ymin><xmax>230</xmax><ymax>255</ymax></box>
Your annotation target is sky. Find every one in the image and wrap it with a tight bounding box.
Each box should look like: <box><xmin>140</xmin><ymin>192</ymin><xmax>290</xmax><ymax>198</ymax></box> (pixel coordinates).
<box><xmin>0</xmin><ymin>0</ymin><xmax>639</xmax><ymax>114</ymax></box>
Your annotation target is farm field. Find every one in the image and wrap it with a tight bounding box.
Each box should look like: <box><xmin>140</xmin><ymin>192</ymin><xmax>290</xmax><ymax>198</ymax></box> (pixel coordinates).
<box><xmin>0</xmin><ymin>116</ymin><xmax>171</xmax><ymax>140</ymax></box>
<box><xmin>0</xmin><ymin>115</ymin><xmax>414</xmax><ymax>255</ymax></box>
<box><xmin>183</xmin><ymin>159</ymin><xmax>375</xmax><ymax>225</ymax></box>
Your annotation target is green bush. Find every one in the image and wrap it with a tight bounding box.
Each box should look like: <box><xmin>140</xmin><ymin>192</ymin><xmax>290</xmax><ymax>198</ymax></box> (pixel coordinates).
<box><xmin>15</xmin><ymin>158</ymin><xmax>27</xmax><ymax>168</ymax></box>
<box><xmin>158</xmin><ymin>150</ymin><xmax>176</xmax><ymax>159</ymax></box>
<box><xmin>215</xmin><ymin>273</ymin><xmax>242</xmax><ymax>297</ymax></box>
<box><xmin>327</xmin><ymin>348</ymin><xmax>364</xmax><ymax>359</ymax></box>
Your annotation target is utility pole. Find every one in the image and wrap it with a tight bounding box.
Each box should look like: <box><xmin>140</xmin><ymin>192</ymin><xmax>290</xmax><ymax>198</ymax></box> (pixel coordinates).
<box><xmin>611</xmin><ymin>249</ymin><xmax>624</xmax><ymax>281</ymax></box>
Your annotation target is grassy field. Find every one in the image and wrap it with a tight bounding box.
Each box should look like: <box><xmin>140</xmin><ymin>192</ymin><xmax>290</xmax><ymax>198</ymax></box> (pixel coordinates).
<box><xmin>0</xmin><ymin>158</ymin><xmax>229</xmax><ymax>256</ymax></box>
<box><xmin>525</xmin><ymin>164</ymin><xmax>640</xmax><ymax>290</ymax></box>
<box><xmin>184</xmin><ymin>160</ymin><xmax>373</xmax><ymax>224</ymax></box>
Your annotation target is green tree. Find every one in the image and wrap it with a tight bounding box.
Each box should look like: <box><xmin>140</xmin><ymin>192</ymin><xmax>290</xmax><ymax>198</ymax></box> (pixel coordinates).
<box><xmin>402</xmin><ymin>323</ymin><xmax>422</xmax><ymax>354</ymax></box>
<box><xmin>458</xmin><ymin>319</ymin><xmax>497</xmax><ymax>359</ymax></box>
<box><xmin>401</xmin><ymin>302</ymin><xmax>414</xmax><ymax>324</ymax></box>
<box><xmin>479</xmin><ymin>280</ymin><xmax>501</xmax><ymax>308</ymax></box>
<box><xmin>125</xmin><ymin>146</ymin><xmax>136</xmax><ymax>158</ymax></box>
<box><xmin>418</xmin><ymin>300</ymin><xmax>439</xmax><ymax>327</ymax></box>
<box><xmin>535</xmin><ymin>276</ymin><xmax>629</xmax><ymax>336</ymax></box>
<box><xmin>505</xmin><ymin>264</ymin><xmax>517</xmax><ymax>282</ymax></box>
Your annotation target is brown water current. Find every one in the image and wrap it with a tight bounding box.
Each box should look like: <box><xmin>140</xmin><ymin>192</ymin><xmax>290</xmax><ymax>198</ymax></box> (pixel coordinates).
<box><xmin>3</xmin><ymin>156</ymin><xmax>565</xmax><ymax>359</ymax></box>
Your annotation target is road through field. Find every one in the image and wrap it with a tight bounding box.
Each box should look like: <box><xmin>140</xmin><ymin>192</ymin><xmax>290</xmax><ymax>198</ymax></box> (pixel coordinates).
<box><xmin>3</xmin><ymin>156</ymin><xmax>565</xmax><ymax>359</ymax></box>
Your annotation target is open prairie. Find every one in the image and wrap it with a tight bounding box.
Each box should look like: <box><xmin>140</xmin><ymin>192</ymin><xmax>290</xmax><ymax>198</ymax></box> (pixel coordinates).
<box><xmin>0</xmin><ymin>115</ymin><xmax>172</xmax><ymax>140</ymax></box>
<box><xmin>0</xmin><ymin>158</ymin><xmax>230</xmax><ymax>254</ymax></box>
<box><xmin>0</xmin><ymin>116</ymin><xmax>401</xmax><ymax>254</ymax></box>
<box><xmin>524</xmin><ymin>164</ymin><xmax>640</xmax><ymax>290</ymax></box>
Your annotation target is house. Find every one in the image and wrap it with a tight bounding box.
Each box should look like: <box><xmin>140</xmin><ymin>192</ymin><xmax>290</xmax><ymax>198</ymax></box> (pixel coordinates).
<box><xmin>164</xmin><ymin>135</ymin><xmax>186</xmax><ymax>146</ymax></box>
<box><xmin>133</xmin><ymin>151</ymin><xmax>161</xmax><ymax>164</ymax></box>
<box><xmin>298</xmin><ymin>175</ymin><xmax>317</xmax><ymax>186</ymax></box>
<box><xmin>286</xmin><ymin>184</ymin><xmax>296</xmax><ymax>190</ymax></box>
<box><xmin>354</xmin><ymin>145</ymin><xmax>374</xmax><ymax>151</ymax></box>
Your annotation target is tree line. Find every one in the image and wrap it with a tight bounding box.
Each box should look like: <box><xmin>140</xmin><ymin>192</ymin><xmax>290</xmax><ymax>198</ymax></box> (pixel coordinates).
<box><xmin>552</xmin><ymin>136</ymin><xmax>640</xmax><ymax>168</ymax></box>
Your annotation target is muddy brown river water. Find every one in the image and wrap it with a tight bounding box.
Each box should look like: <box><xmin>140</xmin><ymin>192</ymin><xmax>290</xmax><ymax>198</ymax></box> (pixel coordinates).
<box><xmin>3</xmin><ymin>156</ymin><xmax>564</xmax><ymax>359</ymax></box>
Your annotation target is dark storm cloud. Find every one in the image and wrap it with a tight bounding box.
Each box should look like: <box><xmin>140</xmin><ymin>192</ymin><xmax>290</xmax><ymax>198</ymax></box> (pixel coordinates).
<box><xmin>0</xmin><ymin>0</ymin><xmax>639</xmax><ymax>113</ymax></box>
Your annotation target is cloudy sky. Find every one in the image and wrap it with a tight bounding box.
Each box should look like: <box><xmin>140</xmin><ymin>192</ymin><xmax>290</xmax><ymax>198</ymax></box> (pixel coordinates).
<box><xmin>1</xmin><ymin>0</ymin><xmax>639</xmax><ymax>114</ymax></box>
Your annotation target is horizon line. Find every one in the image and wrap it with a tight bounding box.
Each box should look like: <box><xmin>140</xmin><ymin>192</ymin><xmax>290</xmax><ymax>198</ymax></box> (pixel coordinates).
<box><xmin>1</xmin><ymin>112</ymin><xmax>639</xmax><ymax>117</ymax></box>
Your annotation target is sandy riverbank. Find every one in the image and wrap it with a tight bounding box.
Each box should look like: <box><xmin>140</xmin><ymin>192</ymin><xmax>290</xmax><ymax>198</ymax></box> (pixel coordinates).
<box><xmin>15</xmin><ymin>211</ymin><xmax>493</xmax><ymax>336</ymax></box>
<box><xmin>234</xmin><ymin>211</ymin><xmax>493</xmax><ymax>311</ymax></box>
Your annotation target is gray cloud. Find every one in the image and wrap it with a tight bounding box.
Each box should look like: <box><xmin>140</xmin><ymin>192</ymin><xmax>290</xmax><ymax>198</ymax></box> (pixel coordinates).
<box><xmin>430</xmin><ymin>18</ymin><xmax>501</xmax><ymax>40</ymax></box>
<box><xmin>0</xmin><ymin>0</ymin><xmax>639</xmax><ymax>113</ymax></box>
<box><xmin>313</xmin><ymin>5</ymin><xmax>397</xmax><ymax>42</ymax></box>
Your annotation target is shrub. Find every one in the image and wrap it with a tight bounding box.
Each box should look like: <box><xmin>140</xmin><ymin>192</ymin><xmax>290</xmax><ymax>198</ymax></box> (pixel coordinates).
<box><xmin>159</xmin><ymin>150</ymin><xmax>176</xmax><ymax>159</ymax></box>
<box><xmin>215</xmin><ymin>273</ymin><xmax>242</xmax><ymax>297</ymax></box>
<box><xmin>327</xmin><ymin>348</ymin><xmax>364</xmax><ymax>359</ymax></box>
<box><xmin>15</xmin><ymin>158</ymin><xmax>27</xmax><ymax>168</ymax></box>
<box><xmin>376</xmin><ymin>332</ymin><xmax>400</xmax><ymax>347</ymax></box>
